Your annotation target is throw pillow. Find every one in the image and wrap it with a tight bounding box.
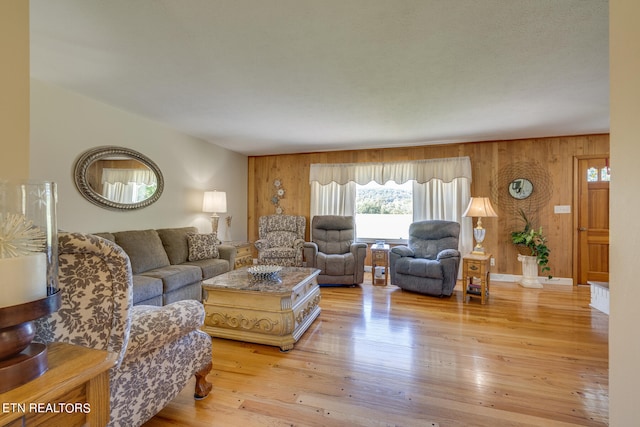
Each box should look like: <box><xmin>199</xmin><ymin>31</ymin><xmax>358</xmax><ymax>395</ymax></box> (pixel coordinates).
<box><xmin>187</xmin><ymin>233</ymin><xmax>219</xmax><ymax>261</ymax></box>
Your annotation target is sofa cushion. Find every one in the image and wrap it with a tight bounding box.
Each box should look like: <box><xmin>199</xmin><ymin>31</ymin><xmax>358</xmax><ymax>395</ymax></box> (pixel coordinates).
<box><xmin>157</xmin><ymin>227</ymin><xmax>198</xmax><ymax>265</ymax></box>
<box><xmin>139</xmin><ymin>264</ymin><xmax>203</xmax><ymax>294</ymax></box>
<box><xmin>187</xmin><ymin>233</ymin><xmax>219</xmax><ymax>261</ymax></box>
<box><xmin>132</xmin><ymin>275</ymin><xmax>164</xmax><ymax>306</ymax></box>
<box><xmin>114</xmin><ymin>230</ymin><xmax>170</xmax><ymax>274</ymax></box>
<box><xmin>184</xmin><ymin>258</ymin><xmax>230</xmax><ymax>280</ymax></box>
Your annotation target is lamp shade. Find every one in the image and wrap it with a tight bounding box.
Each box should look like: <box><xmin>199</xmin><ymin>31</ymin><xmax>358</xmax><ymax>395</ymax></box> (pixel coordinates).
<box><xmin>202</xmin><ymin>191</ymin><xmax>227</xmax><ymax>213</ymax></box>
<box><xmin>462</xmin><ymin>197</ymin><xmax>498</xmax><ymax>218</ymax></box>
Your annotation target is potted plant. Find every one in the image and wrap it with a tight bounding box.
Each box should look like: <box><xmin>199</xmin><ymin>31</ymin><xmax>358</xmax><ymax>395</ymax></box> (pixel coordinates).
<box><xmin>511</xmin><ymin>209</ymin><xmax>551</xmax><ymax>278</ymax></box>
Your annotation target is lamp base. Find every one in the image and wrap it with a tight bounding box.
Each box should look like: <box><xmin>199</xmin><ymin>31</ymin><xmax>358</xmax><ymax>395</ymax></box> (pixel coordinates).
<box><xmin>0</xmin><ymin>291</ymin><xmax>61</xmax><ymax>393</ymax></box>
<box><xmin>0</xmin><ymin>343</ymin><xmax>48</xmax><ymax>393</ymax></box>
<box><xmin>471</xmin><ymin>244</ymin><xmax>486</xmax><ymax>255</ymax></box>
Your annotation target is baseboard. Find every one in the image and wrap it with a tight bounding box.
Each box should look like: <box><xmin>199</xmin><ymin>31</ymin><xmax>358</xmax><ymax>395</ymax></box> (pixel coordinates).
<box><xmin>366</xmin><ymin>266</ymin><xmax>574</xmax><ymax>286</ymax></box>
<box><xmin>490</xmin><ymin>273</ymin><xmax>573</xmax><ymax>286</ymax></box>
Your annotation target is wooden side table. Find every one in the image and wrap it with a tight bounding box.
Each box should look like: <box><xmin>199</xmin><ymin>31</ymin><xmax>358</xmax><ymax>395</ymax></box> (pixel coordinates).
<box><xmin>462</xmin><ymin>253</ymin><xmax>491</xmax><ymax>304</ymax></box>
<box><xmin>0</xmin><ymin>342</ymin><xmax>116</xmax><ymax>427</ymax></box>
<box><xmin>371</xmin><ymin>244</ymin><xmax>390</xmax><ymax>286</ymax></box>
<box><xmin>224</xmin><ymin>241</ymin><xmax>253</xmax><ymax>269</ymax></box>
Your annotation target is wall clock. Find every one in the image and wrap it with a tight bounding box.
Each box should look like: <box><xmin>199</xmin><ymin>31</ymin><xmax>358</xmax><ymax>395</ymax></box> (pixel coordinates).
<box><xmin>509</xmin><ymin>178</ymin><xmax>533</xmax><ymax>199</ymax></box>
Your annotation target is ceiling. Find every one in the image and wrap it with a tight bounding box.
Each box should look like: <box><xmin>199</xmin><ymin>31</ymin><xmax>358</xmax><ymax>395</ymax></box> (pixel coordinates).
<box><xmin>29</xmin><ymin>0</ymin><xmax>609</xmax><ymax>156</ymax></box>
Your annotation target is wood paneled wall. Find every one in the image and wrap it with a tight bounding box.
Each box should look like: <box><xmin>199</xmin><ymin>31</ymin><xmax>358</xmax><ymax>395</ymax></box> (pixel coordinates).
<box><xmin>248</xmin><ymin>134</ymin><xmax>609</xmax><ymax>279</ymax></box>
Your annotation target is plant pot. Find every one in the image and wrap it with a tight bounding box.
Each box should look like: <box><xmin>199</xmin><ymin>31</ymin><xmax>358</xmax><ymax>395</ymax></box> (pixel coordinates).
<box><xmin>517</xmin><ymin>254</ymin><xmax>543</xmax><ymax>288</ymax></box>
<box><xmin>515</xmin><ymin>245</ymin><xmax>533</xmax><ymax>256</ymax></box>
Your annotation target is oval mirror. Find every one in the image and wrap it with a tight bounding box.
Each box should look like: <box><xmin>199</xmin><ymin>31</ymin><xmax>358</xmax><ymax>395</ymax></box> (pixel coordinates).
<box><xmin>74</xmin><ymin>146</ymin><xmax>164</xmax><ymax>210</ymax></box>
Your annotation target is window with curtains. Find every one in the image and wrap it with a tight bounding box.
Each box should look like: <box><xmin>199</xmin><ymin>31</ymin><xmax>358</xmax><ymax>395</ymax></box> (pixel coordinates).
<box><xmin>355</xmin><ymin>181</ymin><xmax>413</xmax><ymax>239</ymax></box>
<box><xmin>309</xmin><ymin>157</ymin><xmax>473</xmax><ymax>254</ymax></box>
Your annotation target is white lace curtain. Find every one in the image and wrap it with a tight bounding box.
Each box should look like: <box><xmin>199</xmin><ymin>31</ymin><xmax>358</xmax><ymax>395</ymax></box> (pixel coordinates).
<box><xmin>101</xmin><ymin>168</ymin><xmax>157</xmax><ymax>204</ymax></box>
<box><xmin>309</xmin><ymin>157</ymin><xmax>473</xmax><ymax>254</ymax></box>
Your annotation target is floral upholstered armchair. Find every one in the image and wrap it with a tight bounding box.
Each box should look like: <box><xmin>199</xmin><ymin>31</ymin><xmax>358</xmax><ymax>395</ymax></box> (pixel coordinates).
<box><xmin>34</xmin><ymin>232</ymin><xmax>212</xmax><ymax>427</ymax></box>
<box><xmin>255</xmin><ymin>215</ymin><xmax>306</xmax><ymax>266</ymax></box>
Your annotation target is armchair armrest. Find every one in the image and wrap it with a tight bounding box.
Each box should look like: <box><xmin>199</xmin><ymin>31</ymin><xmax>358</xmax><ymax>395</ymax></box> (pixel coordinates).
<box><xmin>303</xmin><ymin>242</ymin><xmax>318</xmax><ymax>264</ymax></box>
<box><xmin>391</xmin><ymin>246</ymin><xmax>415</xmax><ymax>258</ymax></box>
<box><xmin>349</xmin><ymin>242</ymin><xmax>368</xmax><ymax>256</ymax></box>
<box><xmin>254</xmin><ymin>239</ymin><xmax>270</xmax><ymax>251</ymax></box>
<box><xmin>293</xmin><ymin>238</ymin><xmax>305</xmax><ymax>250</ymax></box>
<box><xmin>126</xmin><ymin>300</ymin><xmax>205</xmax><ymax>358</ymax></box>
<box><xmin>217</xmin><ymin>244</ymin><xmax>237</xmax><ymax>269</ymax></box>
<box><xmin>437</xmin><ymin>249</ymin><xmax>460</xmax><ymax>260</ymax></box>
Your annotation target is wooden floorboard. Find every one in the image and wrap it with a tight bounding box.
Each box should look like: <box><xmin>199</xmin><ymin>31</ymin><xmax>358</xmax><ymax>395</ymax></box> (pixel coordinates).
<box><xmin>143</xmin><ymin>280</ymin><xmax>608</xmax><ymax>427</ymax></box>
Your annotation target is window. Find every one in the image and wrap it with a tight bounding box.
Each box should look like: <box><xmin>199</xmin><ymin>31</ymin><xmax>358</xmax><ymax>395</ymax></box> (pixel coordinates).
<box><xmin>587</xmin><ymin>166</ymin><xmax>611</xmax><ymax>182</ymax></box>
<box><xmin>309</xmin><ymin>157</ymin><xmax>473</xmax><ymax>253</ymax></box>
<box><xmin>355</xmin><ymin>181</ymin><xmax>413</xmax><ymax>240</ymax></box>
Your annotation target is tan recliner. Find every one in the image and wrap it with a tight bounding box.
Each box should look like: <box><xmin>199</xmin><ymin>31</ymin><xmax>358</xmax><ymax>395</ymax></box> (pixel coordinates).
<box><xmin>303</xmin><ymin>215</ymin><xmax>367</xmax><ymax>286</ymax></box>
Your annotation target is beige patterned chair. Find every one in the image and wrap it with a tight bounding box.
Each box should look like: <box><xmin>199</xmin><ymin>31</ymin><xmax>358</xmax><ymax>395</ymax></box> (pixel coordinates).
<box><xmin>34</xmin><ymin>232</ymin><xmax>212</xmax><ymax>427</ymax></box>
<box><xmin>255</xmin><ymin>214</ymin><xmax>306</xmax><ymax>266</ymax></box>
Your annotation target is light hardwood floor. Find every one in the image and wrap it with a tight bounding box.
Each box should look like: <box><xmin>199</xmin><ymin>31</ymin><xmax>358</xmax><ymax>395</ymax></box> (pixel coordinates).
<box><xmin>144</xmin><ymin>280</ymin><xmax>608</xmax><ymax>427</ymax></box>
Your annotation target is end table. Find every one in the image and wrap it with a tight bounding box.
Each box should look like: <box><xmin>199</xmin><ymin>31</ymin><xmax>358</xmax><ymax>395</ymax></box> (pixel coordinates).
<box><xmin>371</xmin><ymin>244</ymin><xmax>390</xmax><ymax>286</ymax></box>
<box><xmin>224</xmin><ymin>241</ymin><xmax>253</xmax><ymax>269</ymax></box>
<box><xmin>462</xmin><ymin>253</ymin><xmax>491</xmax><ymax>304</ymax></box>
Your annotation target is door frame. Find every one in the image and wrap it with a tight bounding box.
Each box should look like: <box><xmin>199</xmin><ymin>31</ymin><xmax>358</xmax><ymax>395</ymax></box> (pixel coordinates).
<box><xmin>572</xmin><ymin>154</ymin><xmax>610</xmax><ymax>285</ymax></box>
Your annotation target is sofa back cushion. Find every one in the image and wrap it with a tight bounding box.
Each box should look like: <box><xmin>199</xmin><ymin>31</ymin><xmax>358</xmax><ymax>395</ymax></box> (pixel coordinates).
<box><xmin>157</xmin><ymin>227</ymin><xmax>198</xmax><ymax>265</ymax></box>
<box><xmin>113</xmin><ymin>229</ymin><xmax>170</xmax><ymax>274</ymax></box>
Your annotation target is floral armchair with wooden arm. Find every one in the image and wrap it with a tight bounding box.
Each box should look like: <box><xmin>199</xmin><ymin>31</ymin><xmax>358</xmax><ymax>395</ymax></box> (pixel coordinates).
<box><xmin>34</xmin><ymin>232</ymin><xmax>212</xmax><ymax>427</ymax></box>
<box><xmin>254</xmin><ymin>214</ymin><xmax>306</xmax><ymax>266</ymax></box>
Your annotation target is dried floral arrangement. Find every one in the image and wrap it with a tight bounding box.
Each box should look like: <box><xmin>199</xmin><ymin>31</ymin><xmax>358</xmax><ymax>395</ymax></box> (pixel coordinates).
<box><xmin>0</xmin><ymin>213</ymin><xmax>46</xmax><ymax>259</ymax></box>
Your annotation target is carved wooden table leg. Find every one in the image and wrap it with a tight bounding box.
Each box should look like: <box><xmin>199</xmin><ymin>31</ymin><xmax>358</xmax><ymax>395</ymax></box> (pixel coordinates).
<box><xmin>194</xmin><ymin>361</ymin><xmax>213</xmax><ymax>399</ymax></box>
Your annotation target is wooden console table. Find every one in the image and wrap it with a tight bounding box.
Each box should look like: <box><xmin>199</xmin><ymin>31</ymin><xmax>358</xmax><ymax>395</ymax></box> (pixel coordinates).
<box><xmin>0</xmin><ymin>342</ymin><xmax>116</xmax><ymax>427</ymax></box>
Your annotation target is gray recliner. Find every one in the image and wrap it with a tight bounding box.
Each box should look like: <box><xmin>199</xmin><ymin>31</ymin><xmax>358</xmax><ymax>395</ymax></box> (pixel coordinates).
<box><xmin>389</xmin><ymin>220</ymin><xmax>461</xmax><ymax>297</ymax></box>
<box><xmin>303</xmin><ymin>215</ymin><xmax>367</xmax><ymax>286</ymax></box>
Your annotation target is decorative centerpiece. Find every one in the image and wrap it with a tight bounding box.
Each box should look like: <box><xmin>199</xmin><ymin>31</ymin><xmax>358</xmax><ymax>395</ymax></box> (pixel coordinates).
<box><xmin>248</xmin><ymin>265</ymin><xmax>283</xmax><ymax>281</ymax></box>
<box><xmin>0</xmin><ymin>181</ymin><xmax>60</xmax><ymax>393</ymax></box>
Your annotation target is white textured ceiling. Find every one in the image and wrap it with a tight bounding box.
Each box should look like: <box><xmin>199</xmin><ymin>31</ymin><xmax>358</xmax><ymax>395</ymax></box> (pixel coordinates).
<box><xmin>29</xmin><ymin>0</ymin><xmax>609</xmax><ymax>156</ymax></box>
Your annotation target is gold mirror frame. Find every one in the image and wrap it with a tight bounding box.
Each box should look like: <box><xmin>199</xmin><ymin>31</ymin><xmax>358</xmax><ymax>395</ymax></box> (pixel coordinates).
<box><xmin>73</xmin><ymin>146</ymin><xmax>164</xmax><ymax>211</ymax></box>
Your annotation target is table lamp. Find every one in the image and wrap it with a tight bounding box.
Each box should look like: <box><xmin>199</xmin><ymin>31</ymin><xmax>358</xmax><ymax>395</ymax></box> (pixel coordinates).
<box><xmin>202</xmin><ymin>190</ymin><xmax>227</xmax><ymax>236</ymax></box>
<box><xmin>462</xmin><ymin>197</ymin><xmax>498</xmax><ymax>255</ymax></box>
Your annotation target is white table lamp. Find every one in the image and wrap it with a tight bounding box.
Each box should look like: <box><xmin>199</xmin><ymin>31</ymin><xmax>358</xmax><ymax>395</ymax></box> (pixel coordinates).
<box><xmin>463</xmin><ymin>197</ymin><xmax>498</xmax><ymax>255</ymax></box>
<box><xmin>202</xmin><ymin>191</ymin><xmax>227</xmax><ymax>235</ymax></box>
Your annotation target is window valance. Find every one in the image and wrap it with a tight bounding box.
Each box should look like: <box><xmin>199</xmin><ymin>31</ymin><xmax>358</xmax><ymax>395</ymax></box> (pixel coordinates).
<box><xmin>309</xmin><ymin>156</ymin><xmax>472</xmax><ymax>185</ymax></box>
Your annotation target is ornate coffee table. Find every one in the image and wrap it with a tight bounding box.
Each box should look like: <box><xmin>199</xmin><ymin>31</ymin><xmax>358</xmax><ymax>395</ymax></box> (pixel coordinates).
<box><xmin>201</xmin><ymin>267</ymin><xmax>321</xmax><ymax>351</ymax></box>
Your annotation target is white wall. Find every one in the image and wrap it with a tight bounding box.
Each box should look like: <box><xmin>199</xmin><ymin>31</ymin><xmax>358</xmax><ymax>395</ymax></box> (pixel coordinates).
<box><xmin>610</xmin><ymin>1</ymin><xmax>640</xmax><ymax>424</ymax></box>
<box><xmin>29</xmin><ymin>79</ymin><xmax>248</xmax><ymax>239</ymax></box>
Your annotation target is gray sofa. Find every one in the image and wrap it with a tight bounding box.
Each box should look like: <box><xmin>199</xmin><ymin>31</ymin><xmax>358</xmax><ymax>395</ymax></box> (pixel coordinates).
<box><xmin>95</xmin><ymin>227</ymin><xmax>236</xmax><ymax>306</ymax></box>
